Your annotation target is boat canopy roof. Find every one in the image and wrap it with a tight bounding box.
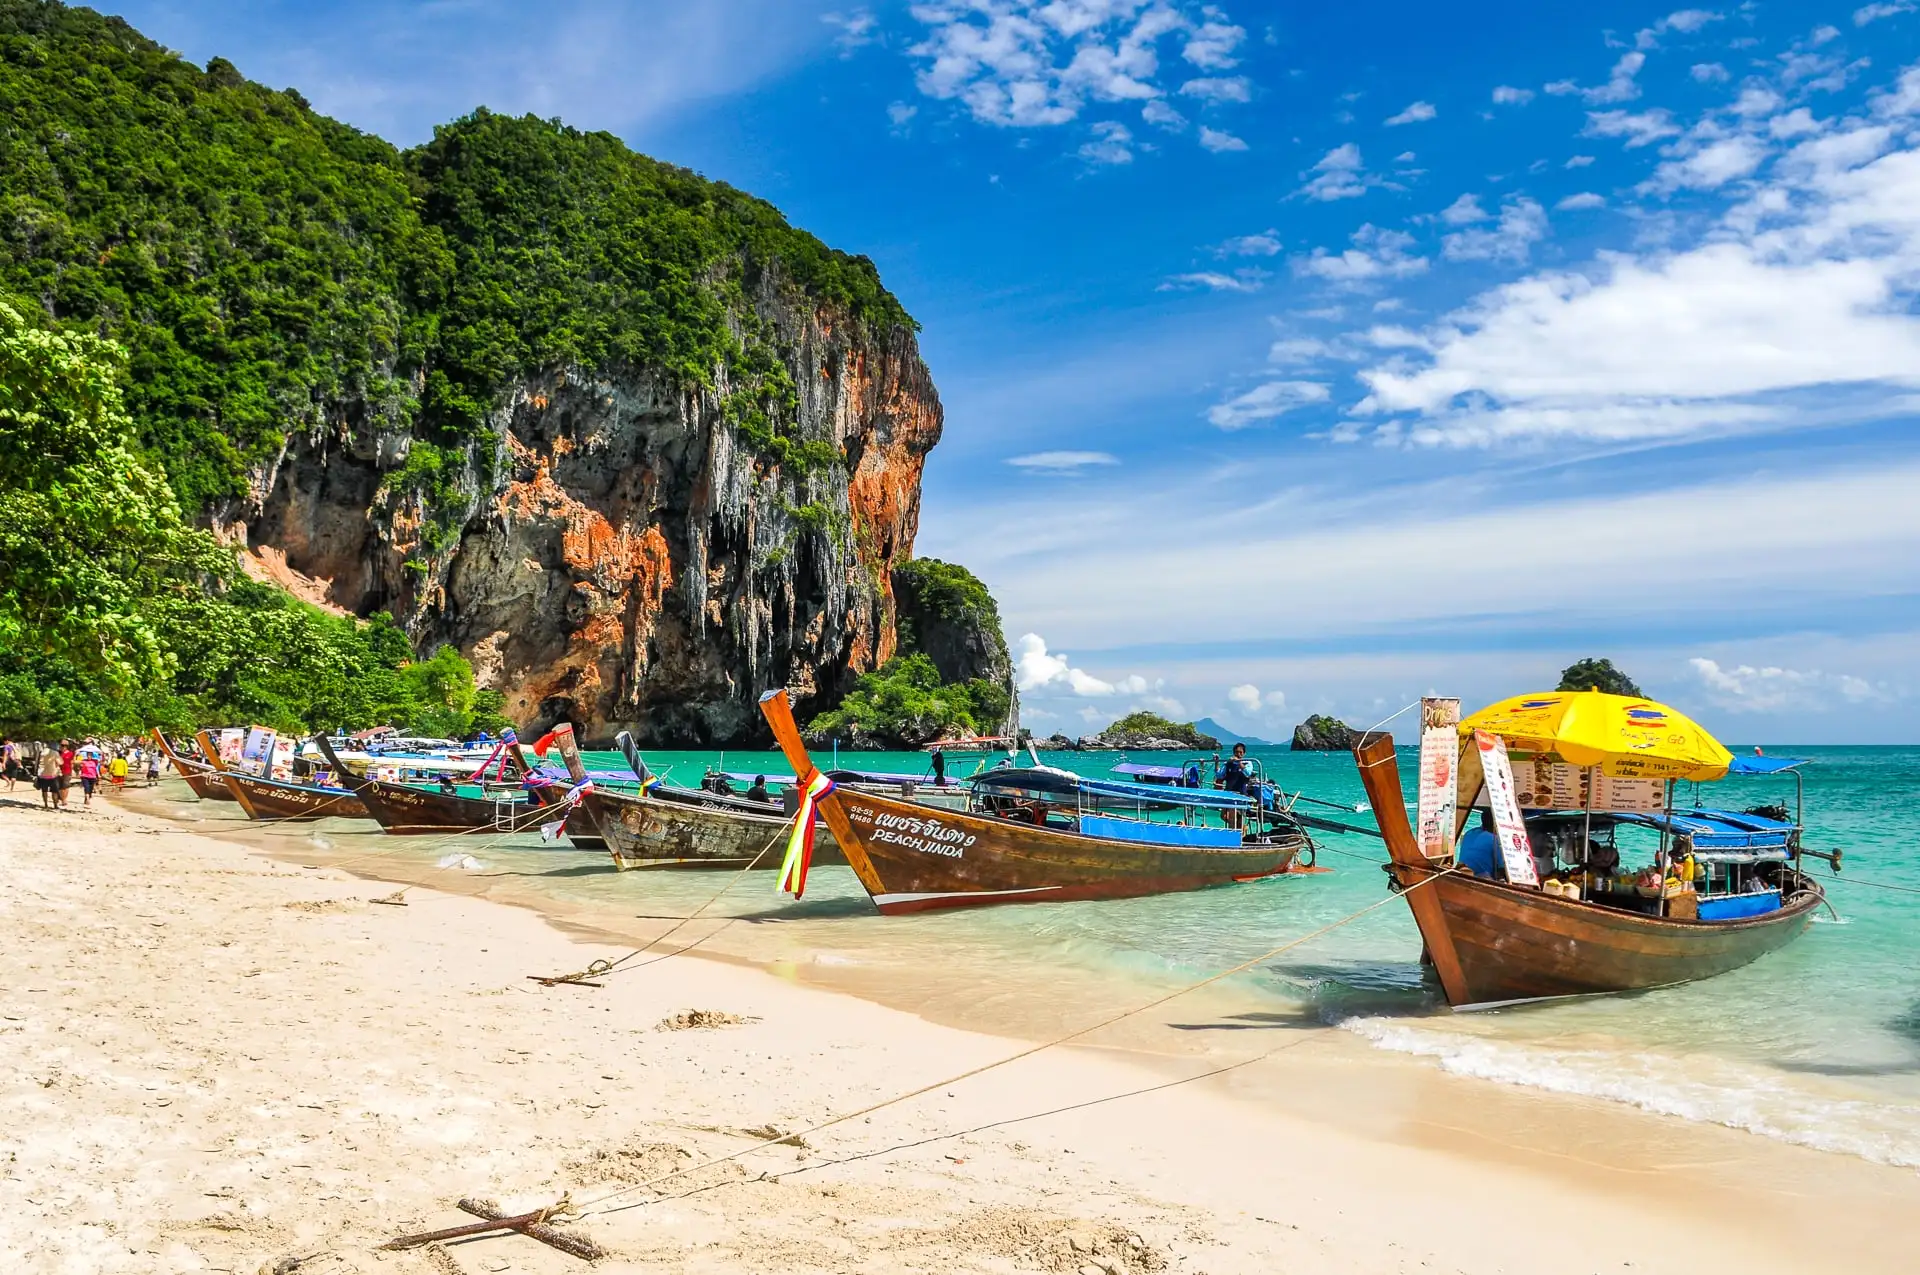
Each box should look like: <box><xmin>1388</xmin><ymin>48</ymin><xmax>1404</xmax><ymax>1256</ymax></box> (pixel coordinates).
<box><xmin>972</xmin><ymin>767</ymin><xmax>1254</xmax><ymax>809</ymax></box>
<box><xmin>1111</xmin><ymin>762</ymin><xmax>1190</xmax><ymax>781</ymax></box>
<box><xmin>1535</xmin><ymin>806</ymin><xmax>1795</xmax><ymax>849</ymax></box>
<box><xmin>1726</xmin><ymin>756</ymin><xmax>1807</xmax><ymax>774</ymax></box>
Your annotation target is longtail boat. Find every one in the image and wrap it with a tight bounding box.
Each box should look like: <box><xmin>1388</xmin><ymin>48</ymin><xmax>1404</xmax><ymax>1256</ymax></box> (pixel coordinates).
<box><xmin>551</xmin><ymin>726</ymin><xmax>840</xmax><ymax>871</ymax></box>
<box><xmin>192</xmin><ymin>731</ymin><xmax>369</xmax><ymax>821</ymax></box>
<box><xmin>758</xmin><ymin>689</ymin><xmax>1308</xmax><ymax>914</ymax></box>
<box><xmin>150</xmin><ymin>729</ymin><xmax>237</xmax><ymax>802</ymax></box>
<box><xmin>315</xmin><ymin>733</ymin><xmax>572</xmax><ymax>837</ymax></box>
<box><xmin>1353</xmin><ymin>696</ymin><xmax>1826</xmax><ymax>1008</ymax></box>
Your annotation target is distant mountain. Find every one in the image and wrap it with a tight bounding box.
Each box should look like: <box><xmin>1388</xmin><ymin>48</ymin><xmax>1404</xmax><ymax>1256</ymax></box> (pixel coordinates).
<box><xmin>1192</xmin><ymin>718</ymin><xmax>1274</xmax><ymax>747</ymax></box>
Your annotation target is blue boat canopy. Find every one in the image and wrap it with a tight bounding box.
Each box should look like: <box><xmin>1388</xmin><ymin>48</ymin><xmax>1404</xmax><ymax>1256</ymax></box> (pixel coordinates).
<box><xmin>973</xmin><ymin>767</ymin><xmax>1254</xmax><ymax>810</ymax></box>
<box><xmin>1562</xmin><ymin>807</ymin><xmax>1797</xmax><ymax>850</ymax></box>
<box><xmin>1726</xmin><ymin>756</ymin><xmax>1807</xmax><ymax>775</ymax></box>
<box><xmin>1111</xmin><ymin>762</ymin><xmax>1190</xmax><ymax>781</ymax></box>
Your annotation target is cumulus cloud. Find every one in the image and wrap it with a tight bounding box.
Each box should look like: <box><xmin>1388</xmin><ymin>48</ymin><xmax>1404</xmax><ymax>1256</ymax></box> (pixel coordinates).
<box><xmin>1198</xmin><ymin>125</ymin><xmax>1249</xmax><ymax>152</ymax></box>
<box><xmin>1180</xmin><ymin>75</ymin><xmax>1252</xmax><ymax>103</ymax></box>
<box><xmin>1689</xmin><ymin>657</ymin><xmax>1886</xmax><ymax>711</ymax></box>
<box><xmin>822</xmin><ymin>7</ymin><xmax>878</xmax><ymax>54</ymax></box>
<box><xmin>1585</xmin><ymin>108</ymin><xmax>1681</xmax><ymax>147</ymax></box>
<box><xmin>1206</xmin><ymin>380</ymin><xmax>1331</xmax><ymax>429</ymax></box>
<box><xmin>1298</xmin><ymin>142</ymin><xmax>1375</xmax><ymax>200</ymax></box>
<box><xmin>1385</xmin><ymin>100</ymin><xmax>1437</xmax><ymax>125</ymax></box>
<box><xmin>1556</xmin><ymin>191</ymin><xmax>1606</xmax><ymax>210</ymax></box>
<box><xmin>1440</xmin><ymin>193</ymin><xmax>1489</xmax><ymax>225</ymax></box>
<box><xmin>906</xmin><ymin>1</ymin><xmax>1250</xmax><ymax>128</ymax></box>
<box><xmin>1692</xmin><ymin>62</ymin><xmax>1730</xmax><ymax>83</ymax></box>
<box><xmin>1015</xmin><ymin>633</ymin><xmax>1120</xmax><ymax>695</ymax></box>
<box><xmin>1492</xmin><ymin>85</ymin><xmax>1535</xmax><ymax>105</ymax></box>
<box><xmin>1142</xmin><ymin>98</ymin><xmax>1187</xmax><ymax>130</ymax></box>
<box><xmin>1078</xmin><ymin>119</ymin><xmax>1134</xmax><ymax>164</ymax></box>
<box><xmin>1158</xmin><ymin>268</ymin><xmax>1266</xmax><ymax>291</ymax></box>
<box><xmin>1216</xmin><ymin>229</ymin><xmax>1281</xmax><ymax>256</ymax></box>
<box><xmin>1344</xmin><ymin>60</ymin><xmax>1920</xmax><ymax>449</ymax></box>
<box><xmin>1228</xmin><ymin>683</ymin><xmax>1289</xmax><ymax>714</ymax></box>
<box><xmin>1856</xmin><ymin>2</ymin><xmax>1917</xmax><ymax>25</ymax></box>
<box><xmin>1006</xmin><ymin>450</ymin><xmax>1120</xmax><ymax>473</ymax></box>
<box><xmin>1441</xmin><ymin>197</ymin><xmax>1548</xmax><ymax>264</ymax></box>
<box><xmin>1294</xmin><ymin>223</ymin><xmax>1428</xmax><ymax>282</ymax></box>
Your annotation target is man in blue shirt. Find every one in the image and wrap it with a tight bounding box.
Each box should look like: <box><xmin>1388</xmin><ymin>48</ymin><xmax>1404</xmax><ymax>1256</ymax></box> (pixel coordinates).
<box><xmin>1457</xmin><ymin>808</ymin><xmax>1502</xmax><ymax>878</ymax></box>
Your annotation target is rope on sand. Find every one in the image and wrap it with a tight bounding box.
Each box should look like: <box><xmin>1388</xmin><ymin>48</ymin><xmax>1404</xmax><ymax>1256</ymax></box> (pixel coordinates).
<box><xmin>570</xmin><ymin>864</ymin><xmax>1464</xmax><ymax>1220</ymax></box>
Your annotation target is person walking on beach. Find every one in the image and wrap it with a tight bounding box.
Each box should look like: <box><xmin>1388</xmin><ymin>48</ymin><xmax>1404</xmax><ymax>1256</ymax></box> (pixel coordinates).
<box><xmin>1</xmin><ymin>737</ymin><xmax>17</xmax><ymax>792</ymax></box>
<box><xmin>37</xmin><ymin>746</ymin><xmax>62</xmax><ymax>809</ymax></box>
<box><xmin>109</xmin><ymin>751</ymin><xmax>128</xmax><ymax>789</ymax></box>
<box><xmin>146</xmin><ymin>750</ymin><xmax>160</xmax><ymax>785</ymax></box>
<box><xmin>57</xmin><ymin>740</ymin><xmax>75</xmax><ymax>808</ymax></box>
<box><xmin>77</xmin><ymin>751</ymin><xmax>101</xmax><ymax>807</ymax></box>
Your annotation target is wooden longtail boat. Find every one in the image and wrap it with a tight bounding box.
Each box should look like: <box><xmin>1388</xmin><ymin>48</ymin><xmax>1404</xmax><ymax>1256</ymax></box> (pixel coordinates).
<box><xmin>150</xmin><ymin>729</ymin><xmax>238</xmax><ymax>802</ymax></box>
<box><xmin>758</xmin><ymin>689</ymin><xmax>1306</xmax><ymax>914</ymax></box>
<box><xmin>551</xmin><ymin>726</ymin><xmax>841</xmax><ymax>871</ymax></box>
<box><xmin>192</xmin><ymin>731</ymin><xmax>369</xmax><ymax>821</ymax></box>
<box><xmin>1352</xmin><ymin>732</ymin><xmax>1823</xmax><ymax>1007</ymax></box>
<box><xmin>314</xmin><ymin>734</ymin><xmax>571</xmax><ymax>837</ymax></box>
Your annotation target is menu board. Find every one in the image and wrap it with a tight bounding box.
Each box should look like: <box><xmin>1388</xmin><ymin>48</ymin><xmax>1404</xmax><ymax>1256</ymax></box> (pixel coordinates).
<box><xmin>1507</xmin><ymin>756</ymin><xmax>1667</xmax><ymax>812</ymax></box>
<box><xmin>1416</xmin><ymin>698</ymin><xmax>1460</xmax><ymax>860</ymax></box>
<box><xmin>1474</xmin><ymin>731</ymin><xmax>1540</xmax><ymax>886</ymax></box>
<box><xmin>242</xmin><ymin>725</ymin><xmax>278</xmax><ymax>767</ymax></box>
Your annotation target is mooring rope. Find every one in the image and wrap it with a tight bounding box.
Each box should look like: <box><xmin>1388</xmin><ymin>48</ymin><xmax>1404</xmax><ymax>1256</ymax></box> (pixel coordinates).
<box><xmin>571</xmin><ymin>864</ymin><xmax>1462</xmax><ymax>1219</ymax></box>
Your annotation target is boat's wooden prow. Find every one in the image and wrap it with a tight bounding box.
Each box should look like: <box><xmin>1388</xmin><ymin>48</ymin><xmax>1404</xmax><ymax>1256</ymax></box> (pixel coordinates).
<box><xmin>1351</xmin><ymin>732</ymin><xmax>1471</xmax><ymax>1006</ymax></box>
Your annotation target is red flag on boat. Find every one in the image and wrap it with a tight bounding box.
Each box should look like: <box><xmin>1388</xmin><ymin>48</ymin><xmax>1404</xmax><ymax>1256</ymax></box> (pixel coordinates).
<box><xmin>532</xmin><ymin>730</ymin><xmax>558</xmax><ymax>758</ymax></box>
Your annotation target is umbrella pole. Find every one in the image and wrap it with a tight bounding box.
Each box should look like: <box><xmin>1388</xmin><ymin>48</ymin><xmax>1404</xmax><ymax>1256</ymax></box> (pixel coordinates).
<box><xmin>1582</xmin><ymin>766</ymin><xmax>1594</xmax><ymax>896</ymax></box>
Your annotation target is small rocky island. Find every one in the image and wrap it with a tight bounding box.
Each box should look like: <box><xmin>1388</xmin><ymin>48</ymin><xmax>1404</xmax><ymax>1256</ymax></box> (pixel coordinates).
<box><xmin>1291</xmin><ymin>714</ymin><xmax>1357</xmax><ymax>751</ymax></box>
<box><xmin>1079</xmin><ymin>712</ymin><xmax>1222</xmax><ymax>751</ymax></box>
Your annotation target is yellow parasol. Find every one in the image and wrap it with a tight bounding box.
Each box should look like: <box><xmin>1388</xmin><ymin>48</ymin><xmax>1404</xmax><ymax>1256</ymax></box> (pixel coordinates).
<box><xmin>1459</xmin><ymin>690</ymin><xmax>1732</xmax><ymax>781</ymax></box>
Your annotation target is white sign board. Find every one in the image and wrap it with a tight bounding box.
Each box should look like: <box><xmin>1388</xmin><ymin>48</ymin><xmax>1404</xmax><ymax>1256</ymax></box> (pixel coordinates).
<box><xmin>1416</xmin><ymin>697</ymin><xmax>1460</xmax><ymax>860</ymax></box>
<box><xmin>1473</xmin><ymin>731</ymin><xmax>1539</xmax><ymax>887</ymax></box>
<box><xmin>242</xmin><ymin>725</ymin><xmax>277</xmax><ymax>767</ymax></box>
<box><xmin>1507</xmin><ymin>756</ymin><xmax>1668</xmax><ymax>812</ymax></box>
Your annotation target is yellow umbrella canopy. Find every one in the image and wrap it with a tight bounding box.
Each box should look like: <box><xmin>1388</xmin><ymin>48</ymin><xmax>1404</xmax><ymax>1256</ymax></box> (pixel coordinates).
<box><xmin>1459</xmin><ymin>690</ymin><xmax>1733</xmax><ymax>781</ymax></box>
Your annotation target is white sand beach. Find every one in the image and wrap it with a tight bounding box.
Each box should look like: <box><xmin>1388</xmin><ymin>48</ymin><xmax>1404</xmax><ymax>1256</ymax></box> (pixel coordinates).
<box><xmin>3</xmin><ymin>791</ymin><xmax>1915</xmax><ymax>1274</ymax></box>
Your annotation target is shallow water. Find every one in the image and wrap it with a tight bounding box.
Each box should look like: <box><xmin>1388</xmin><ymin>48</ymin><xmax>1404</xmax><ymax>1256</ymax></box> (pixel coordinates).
<box><xmin>194</xmin><ymin>742</ymin><xmax>1920</xmax><ymax>1168</ymax></box>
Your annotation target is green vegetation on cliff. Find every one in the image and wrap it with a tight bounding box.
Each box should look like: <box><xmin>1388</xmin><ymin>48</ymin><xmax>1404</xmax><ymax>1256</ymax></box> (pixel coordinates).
<box><xmin>0</xmin><ymin>0</ymin><xmax>916</xmax><ymax>508</ymax></box>
<box><xmin>0</xmin><ymin>296</ymin><xmax>505</xmax><ymax>739</ymax></box>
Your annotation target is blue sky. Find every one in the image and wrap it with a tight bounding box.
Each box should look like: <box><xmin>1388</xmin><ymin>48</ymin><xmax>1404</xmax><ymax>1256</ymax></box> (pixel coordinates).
<box><xmin>114</xmin><ymin>0</ymin><xmax>1920</xmax><ymax>742</ymax></box>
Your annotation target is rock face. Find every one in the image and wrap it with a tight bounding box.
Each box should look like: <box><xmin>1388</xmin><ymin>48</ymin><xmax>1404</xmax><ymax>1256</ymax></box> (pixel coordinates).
<box><xmin>1291</xmin><ymin>715</ymin><xmax>1357</xmax><ymax>751</ymax></box>
<box><xmin>890</xmin><ymin>559</ymin><xmax>1018</xmax><ymax>738</ymax></box>
<box><xmin>240</xmin><ymin>279</ymin><xmax>942</xmax><ymax>746</ymax></box>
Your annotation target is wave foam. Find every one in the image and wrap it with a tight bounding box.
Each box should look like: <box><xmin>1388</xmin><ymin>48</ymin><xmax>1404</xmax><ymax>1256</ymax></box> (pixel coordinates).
<box><xmin>1343</xmin><ymin>1017</ymin><xmax>1920</xmax><ymax>1168</ymax></box>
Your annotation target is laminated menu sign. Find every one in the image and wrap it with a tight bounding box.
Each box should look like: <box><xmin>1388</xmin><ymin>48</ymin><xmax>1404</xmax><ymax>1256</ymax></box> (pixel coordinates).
<box><xmin>1595</xmin><ymin>774</ymin><xmax>1666</xmax><ymax>811</ymax></box>
<box><xmin>241</xmin><ymin>725</ymin><xmax>277</xmax><ymax>767</ymax></box>
<box><xmin>1474</xmin><ymin>731</ymin><xmax>1539</xmax><ymax>886</ymax></box>
<box><xmin>1416</xmin><ymin>697</ymin><xmax>1461</xmax><ymax>859</ymax></box>
<box><xmin>1506</xmin><ymin>758</ymin><xmax>1667</xmax><ymax>812</ymax></box>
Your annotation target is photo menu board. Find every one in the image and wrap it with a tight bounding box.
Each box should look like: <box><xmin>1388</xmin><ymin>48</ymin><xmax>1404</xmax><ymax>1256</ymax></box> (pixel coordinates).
<box><xmin>1416</xmin><ymin>697</ymin><xmax>1461</xmax><ymax>860</ymax></box>
<box><xmin>1474</xmin><ymin>731</ymin><xmax>1540</xmax><ymax>887</ymax></box>
<box><xmin>1507</xmin><ymin>755</ymin><xmax>1667</xmax><ymax>811</ymax></box>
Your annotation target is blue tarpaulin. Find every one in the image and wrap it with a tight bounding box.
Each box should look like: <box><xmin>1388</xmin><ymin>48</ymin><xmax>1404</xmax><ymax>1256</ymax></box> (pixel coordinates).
<box><xmin>1727</xmin><ymin>756</ymin><xmax>1807</xmax><ymax>774</ymax></box>
<box><xmin>1078</xmin><ymin>815</ymin><xmax>1244</xmax><ymax>848</ymax></box>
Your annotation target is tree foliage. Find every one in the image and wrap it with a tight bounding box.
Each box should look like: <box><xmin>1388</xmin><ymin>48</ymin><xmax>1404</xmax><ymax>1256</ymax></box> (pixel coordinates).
<box><xmin>802</xmin><ymin>653</ymin><xmax>1008</xmax><ymax>749</ymax></box>
<box><xmin>1096</xmin><ymin>712</ymin><xmax>1221</xmax><ymax>749</ymax></box>
<box><xmin>0</xmin><ymin>295</ymin><xmax>501</xmax><ymax>740</ymax></box>
<box><xmin>0</xmin><ymin>1</ymin><xmax>916</xmax><ymax>508</ymax></box>
<box><xmin>1556</xmin><ymin>658</ymin><xmax>1643</xmax><ymax>697</ymax></box>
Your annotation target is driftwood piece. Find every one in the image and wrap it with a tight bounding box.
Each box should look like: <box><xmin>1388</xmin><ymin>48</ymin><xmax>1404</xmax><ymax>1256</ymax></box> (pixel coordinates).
<box><xmin>458</xmin><ymin>1197</ymin><xmax>607</xmax><ymax>1262</ymax></box>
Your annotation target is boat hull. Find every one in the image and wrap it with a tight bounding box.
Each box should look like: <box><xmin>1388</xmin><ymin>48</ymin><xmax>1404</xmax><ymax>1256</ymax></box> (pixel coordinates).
<box><xmin>348</xmin><ymin>779</ymin><xmax>551</xmax><ymax>836</ymax></box>
<box><xmin>1397</xmin><ymin>862</ymin><xmax>1820</xmax><ymax>1004</ymax></box>
<box><xmin>586</xmin><ymin>787</ymin><xmax>843</xmax><ymax>870</ymax></box>
<box><xmin>176</xmin><ymin>758</ymin><xmax>238</xmax><ymax>802</ymax></box>
<box><xmin>221</xmin><ymin>771</ymin><xmax>369</xmax><ymax>821</ymax></box>
<box><xmin>827</xmin><ymin>788</ymin><xmax>1300</xmax><ymax>915</ymax></box>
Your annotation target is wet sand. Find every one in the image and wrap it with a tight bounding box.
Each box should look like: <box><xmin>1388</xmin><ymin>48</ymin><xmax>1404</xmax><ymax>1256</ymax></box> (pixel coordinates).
<box><xmin>2</xmin><ymin>786</ymin><xmax>1914</xmax><ymax>1273</ymax></box>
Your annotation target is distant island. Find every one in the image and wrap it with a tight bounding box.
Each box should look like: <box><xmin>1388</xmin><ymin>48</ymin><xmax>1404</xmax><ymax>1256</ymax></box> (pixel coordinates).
<box><xmin>1291</xmin><ymin>715</ymin><xmax>1357</xmax><ymax>751</ymax></box>
<box><xmin>1192</xmin><ymin>718</ymin><xmax>1275</xmax><ymax>747</ymax></box>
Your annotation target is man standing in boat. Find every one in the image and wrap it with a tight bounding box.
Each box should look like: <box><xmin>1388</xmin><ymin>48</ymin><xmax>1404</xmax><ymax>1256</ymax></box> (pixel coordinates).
<box><xmin>1219</xmin><ymin>743</ymin><xmax>1252</xmax><ymax>829</ymax></box>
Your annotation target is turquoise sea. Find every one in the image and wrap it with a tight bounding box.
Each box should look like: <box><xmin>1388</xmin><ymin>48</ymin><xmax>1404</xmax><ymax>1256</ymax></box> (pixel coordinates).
<box><xmin>199</xmin><ymin>742</ymin><xmax>1920</xmax><ymax>1169</ymax></box>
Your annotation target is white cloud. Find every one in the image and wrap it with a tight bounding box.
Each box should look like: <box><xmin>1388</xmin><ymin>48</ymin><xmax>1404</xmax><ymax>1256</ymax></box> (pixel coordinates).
<box><xmin>1691</xmin><ymin>62</ymin><xmax>1730</xmax><ymax>83</ymax></box>
<box><xmin>1637</xmin><ymin>9</ymin><xmax>1723</xmax><ymax>48</ymax></box>
<box><xmin>1217</xmin><ymin>229</ymin><xmax>1281</xmax><ymax>256</ymax></box>
<box><xmin>1142</xmin><ymin>97</ymin><xmax>1186</xmax><ymax>130</ymax></box>
<box><xmin>1006</xmin><ymin>450</ymin><xmax>1120</xmax><ymax>473</ymax></box>
<box><xmin>887</xmin><ymin>100</ymin><xmax>918</xmax><ymax>127</ymax></box>
<box><xmin>1492</xmin><ymin>85</ymin><xmax>1535</xmax><ymax>105</ymax></box>
<box><xmin>1813</xmin><ymin>24</ymin><xmax>1842</xmax><ymax>45</ymax></box>
<box><xmin>1182</xmin><ymin>15</ymin><xmax>1245</xmax><ymax>69</ymax></box>
<box><xmin>1227</xmin><ymin>684</ymin><xmax>1288</xmax><ymax>714</ymax></box>
<box><xmin>1856</xmin><ymin>2</ymin><xmax>1916</xmax><ymax>25</ymax></box>
<box><xmin>1689</xmin><ymin>657</ymin><xmax>1887</xmax><ymax>711</ymax></box>
<box><xmin>1565</xmin><ymin>154</ymin><xmax>1596</xmax><ymax>168</ymax></box>
<box><xmin>823</xmin><ymin>8</ymin><xmax>878</xmax><ymax>54</ymax></box>
<box><xmin>1385</xmin><ymin>100</ymin><xmax>1437</xmax><ymax>126</ymax></box>
<box><xmin>1768</xmin><ymin>107</ymin><xmax>1822</xmax><ymax>139</ymax></box>
<box><xmin>1440</xmin><ymin>193</ymin><xmax>1489</xmax><ymax>225</ymax></box>
<box><xmin>1294</xmin><ymin>223</ymin><xmax>1428</xmax><ymax>282</ymax></box>
<box><xmin>1556</xmin><ymin>191</ymin><xmax>1606</xmax><ymax>210</ymax></box>
<box><xmin>1078</xmin><ymin>119</ymin><xmax>1134</xmax><ymax>164</ymax></box>
<box><xmin>1015</xmin><ymin>633</ymin><xmax>1118</xmax><ymax>696</ymax></box>
<box><xmin>1441</xmin><ymin>197</ymin><xmax>1548</xmax><ymax>264</ymax></box>
<box><xmin>1198</xmin><ymin>125</ymin><xmax>1249</xmax><ymax>152</ymax></box>
<box><xmin>1206</xmin><ymin>380</ymin><xmax>1331</xmax><ymax>429</ymax></box>
<box><xmin>1643</xmin><ymin>134</ymin><xmax>1767</xmax><ymax>192</ymax></box>
<box><xmin>1180</xmin><ymin>75</ymin><xmax>1252</xmax><ymax>103</ymax></box>
<box><xmin>1585</xmin><ymin>108</ymin><xmax>1681</xmax><ymax>147</ymax></box>
<box><xmin>1158</xmin><ymin>268</ymin><xmax>1266</xmax><ymax>292</ymax></box>
<box><xmin>907</xmin><ymin>1</ymin><xmax>1248</xmax><ymax>128</ymax></box>
<box><xmin>1584</xmin><ymin>51</ymin><xmax>1647</xmax><ymax>105</ymax></box>
<box><xmin>1298</xmin><ymin>142</ymin><xmax>1374</xmax><ymax>200</ymax></box>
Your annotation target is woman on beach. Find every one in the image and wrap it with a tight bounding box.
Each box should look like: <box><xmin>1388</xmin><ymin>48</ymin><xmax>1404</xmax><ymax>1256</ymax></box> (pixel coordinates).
<box><xmin>77</xmin><ymin>751</ymin><xmax>101</xmax><ymax>806</ymax></box>
<box><xmin>1</xmin><ymin>737</ymin><xmax>17</xmax><ymax>791</ymax></box>
<box><xmin>110</xmin><ymin>752</ymin><xmax>128</xmax><ymax>787</ymax></box>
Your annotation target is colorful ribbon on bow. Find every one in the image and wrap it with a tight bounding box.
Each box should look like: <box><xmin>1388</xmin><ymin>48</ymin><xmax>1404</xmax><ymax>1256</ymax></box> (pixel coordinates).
<box><xmin>540</xmin><ymin>781</ymin><xmax>593</xmax><ymax>843</ymax></box>
<box><xmin>777</xmin><ymin>772</ymin><xmax>836</xmax><ymax>898</ymax></box>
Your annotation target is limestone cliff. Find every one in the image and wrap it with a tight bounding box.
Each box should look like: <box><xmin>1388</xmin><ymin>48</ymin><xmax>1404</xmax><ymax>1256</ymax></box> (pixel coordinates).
<box><xmin>240</xmin><ymin>276</ymin><xmax>942</xmax><ymax>746</ymax></box>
